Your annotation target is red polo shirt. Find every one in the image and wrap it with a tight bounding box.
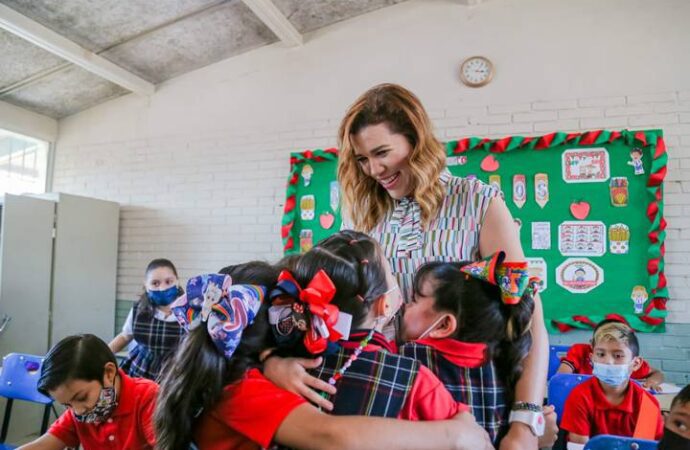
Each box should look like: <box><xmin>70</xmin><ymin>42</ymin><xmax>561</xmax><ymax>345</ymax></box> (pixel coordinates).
<box><xmin>194</xmin><ymin>368</ymin><xmax>306</xmax><ymax>450</ymax></box>
<box><xmin>561</xmin><ymin>377</ymin><xmax>663</xmax><ymax>440</ymax></box>
<box><xmin>561</xmin><ymin>343</ymin><xmax>651</xmax><ymax>379</ymax></box>
<box><xmin>48</xmin><ymin>369</ymin><xmax>157</xmax><ymax>450</ymax></box>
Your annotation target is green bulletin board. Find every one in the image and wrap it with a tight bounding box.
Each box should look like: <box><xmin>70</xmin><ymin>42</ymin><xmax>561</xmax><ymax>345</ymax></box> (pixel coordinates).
<box><xmin>280</xmin><ymin>130</ymin><xmax>668</xmax><ymax>333</ymax></box>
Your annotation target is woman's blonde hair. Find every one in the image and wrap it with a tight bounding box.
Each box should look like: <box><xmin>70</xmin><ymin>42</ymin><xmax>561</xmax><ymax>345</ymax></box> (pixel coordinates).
<box><xmin>337</xmin><ymin>83</ymin><xmax>446</xmax><ymax>232</ymax></box>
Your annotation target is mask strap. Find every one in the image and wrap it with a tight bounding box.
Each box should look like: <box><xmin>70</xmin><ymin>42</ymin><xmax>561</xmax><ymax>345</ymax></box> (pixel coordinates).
<box><xmin>418</xmin><ymin>315</ymin><xmax>446</xmax><ymax>340</ymax></box>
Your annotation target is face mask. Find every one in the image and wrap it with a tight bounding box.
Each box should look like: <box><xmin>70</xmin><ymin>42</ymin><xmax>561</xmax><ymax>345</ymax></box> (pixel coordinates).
<box><xmin>592</xmin><ymin>361</ymin><xmax>630</xmax><ymax>387</ymax></box>
<box><xmin>658</xmin><ymin>428</ymin><xmax>690</xmax><ymax>450</ymax></box>
<box><xmin>418</xmin><ymin>315</ymin><xmax>446</xmax><ymax>340</ymax></box>
<box><xmin>73</xmin><ymin>385</ymin><xmax>118</xmax><ymax>424</ymax></box>
<box><xmin>147</xmin><ymin>285</ymin><xmax>179</xmax><ymax>306</ymax></box>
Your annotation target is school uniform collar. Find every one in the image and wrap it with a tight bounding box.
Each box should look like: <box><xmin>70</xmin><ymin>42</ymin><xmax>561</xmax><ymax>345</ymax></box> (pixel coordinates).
<box><xmin>414</xmin><ymin>338</ymin><xmax>488</xmax><ymax>368</ymax></box>
<box><xmin>341</xmin><ymin>330</ymin><xmax>397</xmax><ymax>354</ymax></box>
<box><xmin>590</xmin><ymin>377</ymin><xmax>635</xmax><ymax>413</ymax></box>
<box><xmin>112</xmin><ymin>369</ymin><xmax>136</xmax><ymax>417</ymax></box>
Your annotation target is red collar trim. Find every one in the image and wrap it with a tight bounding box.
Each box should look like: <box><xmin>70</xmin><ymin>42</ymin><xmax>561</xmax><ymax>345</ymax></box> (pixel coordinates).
<box><xmin>414</xmin><ymin>338</ymin><xmax>488</xmax><ymax>368</ymax></box>
<box><xmin>341</xmin><ymin>330</ymin><xmax>397</xmax><ymax>354</ymax></box>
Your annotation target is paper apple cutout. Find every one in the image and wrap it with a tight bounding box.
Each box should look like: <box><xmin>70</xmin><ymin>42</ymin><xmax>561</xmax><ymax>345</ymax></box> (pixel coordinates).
<box><xmin>480</xmin><ymin>155</ymin><xmax>500</xmax><ymax>172</ymax></box>
<box><xmin>570</xmin><ymin>201</ymin><xmax>590</xmax><ymax>220</ymax></box>
<box><xmin>319</xmin><ymin>212</ymin><xmax>335</xmax><ymax>229</ymax></box>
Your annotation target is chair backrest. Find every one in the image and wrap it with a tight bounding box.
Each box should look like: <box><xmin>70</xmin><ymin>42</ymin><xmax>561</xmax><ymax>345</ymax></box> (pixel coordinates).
<box><xmin>583</xmin><ymin>434</ymin><xmax>658</xmax><ymax>450</ymax></box>
<box><xmin>548</xmin><ymin>344</ymin><xmax>571</xmax><ymax>381</ymax></box>
<box><xmin>0</xmin><ymin>353</ymin><xmax>52</xmax><ymax>404</ymax></box>
<box><xmin>548</xmin><ymin>373</ymin><xmax>592</xmax><ymax>423</ymax></box>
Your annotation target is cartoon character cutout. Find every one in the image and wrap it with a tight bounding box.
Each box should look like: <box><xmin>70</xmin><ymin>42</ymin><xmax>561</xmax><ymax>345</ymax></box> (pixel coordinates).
<box><xmin>201</xmin><ymin>281</ymin><xmax>223</xmax><ymax>321</ymax></box>
<box><xmin>628</xmin><ymin>148</ymin><xmax>644</xmax><ymax>175</ymax></box>
<box><xmin>631</xmin><ymin>285</ymin><xmax>649</xmax><ymax>314</ymax></box>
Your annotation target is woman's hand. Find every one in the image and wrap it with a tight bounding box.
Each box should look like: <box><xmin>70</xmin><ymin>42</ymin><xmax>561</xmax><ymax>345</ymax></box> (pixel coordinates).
<box><xmin>452</xmin><ymin>411</ymin><xmax>495</xmax><ymax>450</ymax></box>
<box><xmin>538</xmin><ymin>405</ymin><xmax>559</xmax><ymax>448</ymax></box>
<box><xmin>263</xmin><ymin>356</ymin><xmax>337</xmax><ymax>411</ymax></box>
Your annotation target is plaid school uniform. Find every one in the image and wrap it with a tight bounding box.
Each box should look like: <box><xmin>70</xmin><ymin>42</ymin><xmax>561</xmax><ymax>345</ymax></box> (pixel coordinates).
<box><xmin>121</xmin><ymin>303</ymin><xmax>185</xmax><ymax>381</ymax></box>
<box><xmin>309</xmin><ymin>331</ymin><xmax>419</xmax><ymax>418</ymax></box>
<box><xmin>400</xmin><ymin>338</ymin><xmax>509</xmax><ymax>444</ymax></box>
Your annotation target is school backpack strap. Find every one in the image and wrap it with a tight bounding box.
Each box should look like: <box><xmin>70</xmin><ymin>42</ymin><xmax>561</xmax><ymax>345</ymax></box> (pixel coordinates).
<box><xmin>633</xmin><ymin>392</ymin><xmax>659</xmax><ymax>440</ymax></box>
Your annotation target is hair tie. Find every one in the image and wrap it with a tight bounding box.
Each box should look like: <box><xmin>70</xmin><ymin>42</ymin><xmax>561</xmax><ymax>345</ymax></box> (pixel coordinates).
<box><xmin>361</xmin><ymin>259</ymin><xmax>369</xmax><ymax>265</ymax></box>
<box><xmin>460</xmin><ymin>251</ymin><xmax>541</xmax><ymax>305</ymax></box>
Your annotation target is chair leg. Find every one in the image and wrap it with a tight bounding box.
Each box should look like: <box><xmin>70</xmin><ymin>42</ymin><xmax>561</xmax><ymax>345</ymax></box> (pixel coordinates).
<box><xmin>0</xmin><ymin>398</ymin><xmax>13</xmax><ymax>443</ymax></box>
<box><xmin>41</xmin><ymin>404</ymin><xmax>51</xmax><ymax>434</ymax></box>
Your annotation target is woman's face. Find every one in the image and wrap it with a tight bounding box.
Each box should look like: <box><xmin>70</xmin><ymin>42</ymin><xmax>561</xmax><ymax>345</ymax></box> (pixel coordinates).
<box><xmin>352</xmin><ymin>123</ymin><xmax>414</xmax><ymax>200</ymax></box>
<box><xmin>145</xmin><ymin>266</ymin><xmax>178</xmax><ymax>291</ymax></box>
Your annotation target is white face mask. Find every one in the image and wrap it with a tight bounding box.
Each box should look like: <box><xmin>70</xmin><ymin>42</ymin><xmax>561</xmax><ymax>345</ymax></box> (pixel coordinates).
<box><xmin>592</xmin><ymin>361</ymin><xmax>631</xmax><ymax>387</ymax></box>
<box><xmin>418</xmin><ymin>315</ymin><xmax>446</xmax><ymax>340</ymax></box>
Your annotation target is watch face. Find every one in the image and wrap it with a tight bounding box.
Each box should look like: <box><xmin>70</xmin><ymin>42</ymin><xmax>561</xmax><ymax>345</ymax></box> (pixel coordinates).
<box><xmin>461</xmin><ymin>57</ymin><xmax>493</xmax><ymax>87</ymax></box>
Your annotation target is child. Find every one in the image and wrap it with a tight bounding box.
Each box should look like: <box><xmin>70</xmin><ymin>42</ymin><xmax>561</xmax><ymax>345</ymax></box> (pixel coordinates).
<box><xmin>109</xmin><ymin>258</ymin><xmax>185</xmax><ymax>381</ymax></box>
<box><xmin>659</xmin><ymin>384</ymin><xmax>690</xmax><ymax>450</ymax></box>
<box><xmin>18</xmin><ymin>334</ymin><xmax>157</xmax><ymax>450</ymax></box>
<box><xmin>560</xmin><ymin>321</ymin><xmax>664</xmax><ymax>445</ymax></box>
<box><xmin>398</xmin><ymin>253</ymin><xmax>554</xmax><ymax>446</ymax></box>
<box><xmin>558</xmin><ymin>318</ymin><xmax>665</xmax><ymax>391</ymax></box>
<box><xmin>265</xmin><ymin>230</ymin><xmax>478</xmax><ymax>422</ymax></box>
<box><xmin>154</xmin><ymin>262</ymin><xmax>493</xmax><ymax>450</ymax></box>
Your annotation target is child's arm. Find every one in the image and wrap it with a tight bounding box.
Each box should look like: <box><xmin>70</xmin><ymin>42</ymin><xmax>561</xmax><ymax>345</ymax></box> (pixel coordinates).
<box><xmin>17</xmin><ymin>434</ymin><xmax>66</xmax><ymax>450</ymax></box>
<box><xmin>108</xmin><ymin>332</ymin><xmax>133</xmax><ymax>353</ymax></box>
<box><xmin>567</xmin><ymin>433</ymin><xmax>589</xmax><ymax>445</ymax></box>
<box><xmin>557</xmin><ymin>362</ymin><xmax>575</xmax><ymax>374</ymax></box>
<box><xmin>641</xmin><ymin>367</ymin><xmax>665</xmax><ymax>391</ymax></box>
<box><xmin>275</xmin><ymin>405</ymin><xmax>494</xmax><ymax>450</ymax></box>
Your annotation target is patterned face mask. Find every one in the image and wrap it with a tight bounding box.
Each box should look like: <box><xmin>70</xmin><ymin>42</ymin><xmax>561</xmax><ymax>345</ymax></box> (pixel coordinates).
<box><xmin>147</xmin><ymin>285</ymin><xmax>180</xmax><ymax>306</ymax></box>
<box><xmin>73</xmin><ymin>385</ymin><xmax>118</xmax><ymax>424</ymax></box>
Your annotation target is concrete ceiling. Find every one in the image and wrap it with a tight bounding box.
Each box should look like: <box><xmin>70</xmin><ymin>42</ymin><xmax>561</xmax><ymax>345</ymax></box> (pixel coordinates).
<box><xmin>0</xmin><ymin>0</ymin><xmax>408</xmax><ymax>120</ymax></box>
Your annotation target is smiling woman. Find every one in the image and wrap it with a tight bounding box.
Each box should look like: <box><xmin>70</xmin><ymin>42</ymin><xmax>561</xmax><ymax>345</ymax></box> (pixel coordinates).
<box><xmin>337</xmin><ymin>83</ymin><xmax>552</xmax><ymax>449</ymax></box>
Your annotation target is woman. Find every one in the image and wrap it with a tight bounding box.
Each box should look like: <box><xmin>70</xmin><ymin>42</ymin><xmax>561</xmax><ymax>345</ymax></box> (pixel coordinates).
<box><xmin>336</xmin><ymin>83</ymin><xmax>550</xmax><ymax>450</ymax></box>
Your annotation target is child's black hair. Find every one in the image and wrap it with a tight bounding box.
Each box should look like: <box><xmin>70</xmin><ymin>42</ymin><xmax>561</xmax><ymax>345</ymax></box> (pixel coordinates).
<box><xmin>154</xmin><ymin>262</ymin><xmax>277</xmax><ymax>450</ymax></box>
<box><xmin>671</xmin><ymin>384</ymin><xmax>690</xmax><ymax>410</ymax></box>
<box><xmin>413</xmin><ymin>261</ymin><xmax>535</xmax><ymax>403</ymax></box>
<box><xmin>37</xmin><ymin>334</ymin><xmax>117</xmax><ymax>396</ymax></box>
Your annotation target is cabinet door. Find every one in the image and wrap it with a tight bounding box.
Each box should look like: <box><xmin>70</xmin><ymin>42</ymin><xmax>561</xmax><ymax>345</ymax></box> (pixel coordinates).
<box><xmin>0</xmin><ymin>194</ymin><xmax>54</xmax><ymax>357</ymax></box>
<box><xmin>51</xmin><ymin>194</ymin><xmax>118</xmax><ymax>345</ymax></box>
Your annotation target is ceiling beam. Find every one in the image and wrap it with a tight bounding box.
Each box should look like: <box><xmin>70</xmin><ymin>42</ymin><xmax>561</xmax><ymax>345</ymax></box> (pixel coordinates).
<box><xmin>241</xmin><ymin>0</ymin><xmax>303</xmax><ymax>47</ymax></box>
<box><xmin>0</xmin><ymin>4</ymin><xmax>155</xmax><ymax>96</ymax></box>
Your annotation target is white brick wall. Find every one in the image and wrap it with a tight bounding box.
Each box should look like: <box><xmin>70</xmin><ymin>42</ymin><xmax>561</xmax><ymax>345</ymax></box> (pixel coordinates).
<box><xmin>53</xmin><ymin>90</ymin><xmax>690</xmax><ymax>325</ymax></box>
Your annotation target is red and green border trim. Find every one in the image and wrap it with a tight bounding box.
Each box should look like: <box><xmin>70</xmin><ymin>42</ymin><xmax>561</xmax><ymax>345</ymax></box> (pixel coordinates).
<box><xmin>281</xmin><ymin>129</ymin><xmax>668</xmax><ymax>332</ymax></box>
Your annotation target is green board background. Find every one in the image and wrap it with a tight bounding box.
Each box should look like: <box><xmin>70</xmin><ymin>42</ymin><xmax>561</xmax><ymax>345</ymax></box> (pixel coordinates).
<box><xmin>282</xmin><ymin>131</ymin><xmax>667</xmax><ymax>333</ymax></box>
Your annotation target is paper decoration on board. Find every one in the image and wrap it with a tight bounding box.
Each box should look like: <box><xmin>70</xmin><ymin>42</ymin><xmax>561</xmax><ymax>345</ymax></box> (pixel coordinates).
<box><xmin>610</xmin><ymin>177</ymin><xmax>629</xmax><ymax>207</ymax></box>
<box><xmin>562</xmin><ymin>148</ymin><xmax>610</xmax><ymax>183</ymax></box>
<box><xmin>301</xmin><ymin>164</ymin><xmax>314</xmax><ymax>187</ymax></box>
<box><xmin>630</xmin><ymin>285</ymin><xmax>649</xmax><ymax>314</ymax></box>
<box><xmin>531</xmin><ymin>222</ymin><xmax>551</xmax><ymax>250</ymax></box>
<box><xmin>570</xmin><ymin>201</ymin><xmax>591</xmax><ymax>220</ymax></box>
<box><xmin>320</xmin><ymin>212</ymin><xmax>335</xmax><ymax>230</ymax></box>
<box><xmin>513</xmin><ymin>175</ymin><xmax>526</xmax><ymax>209</ymax></box>
<box><xmin>558</xmin><ymin>221</ymin><xmax>606</xmax><ymax>257</ymax></box>
<box><xmin>480</xmin><ymin>155</ymin><xmax>499</xmax><ymax>172</ymax></box>
<box><xmin>300</xmin><ymin>229</ymin><xmax>313</xmax><ymax>253</ymax></box>
<box><xmin>556</xmin><ymin>258</ymin><xmax>604</xmax><ymax>294</ymax></box>
<box><xmin>609</xmin><ymin>223</ymin><xmax>630</xmax><ymax>254</ymax></box>
<box><xmin>535</xmin><ymin>173</ymin><xmax>549</xmax><ymax>208</ymax></box>
<box><xmin>330</xmin><ymin>181</ymin><xmax>340</xmax><ymax>212</ymax></box>
<box><xmin>447</xmin><ymin>155</ymin><xmax>468</xmax><ymax>166</ymax></box>
<box><xmin>489</xmin><ymin>175</ymin><xmax>501</xmax><ymax>189</ymax></box>
<box><xmin>526</xmin><ymin>257</ymin><xmax>548</xmax><ymax>292</ymax></box>
<box><xmin>300</xmin><ymin>195</ymin><xmax>315</xmax><ymax>221</ymax></box>
<box><xmin>628</xmin><ymin>148</ymin><xmax>645</xmax><ymax>175</ymax></box>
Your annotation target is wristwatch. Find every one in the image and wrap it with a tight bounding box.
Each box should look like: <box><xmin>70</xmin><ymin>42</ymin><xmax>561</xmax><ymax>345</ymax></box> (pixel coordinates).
<box><xmin>508</xmin><ymin>402</ymin><xmax>545</xmax><ymax>437</ymax></box>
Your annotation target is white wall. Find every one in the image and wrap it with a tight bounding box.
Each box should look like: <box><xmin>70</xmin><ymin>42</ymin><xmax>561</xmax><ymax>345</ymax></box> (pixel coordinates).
<box><xmin>0</xmin><ymin>99</ymin><xmax>57</xmax><ymax>143</ymax></box>
<box><xmin>54</xmin><ymin>0</ymin><xmax>690</xmax><ymax>326</ymax></box>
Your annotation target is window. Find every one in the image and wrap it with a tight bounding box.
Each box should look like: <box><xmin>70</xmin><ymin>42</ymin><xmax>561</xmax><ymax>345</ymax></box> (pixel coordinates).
<box><xmin>0</xmin><ymin>129</ymin><xmax>49</xmax><ymax>195</ymax></box>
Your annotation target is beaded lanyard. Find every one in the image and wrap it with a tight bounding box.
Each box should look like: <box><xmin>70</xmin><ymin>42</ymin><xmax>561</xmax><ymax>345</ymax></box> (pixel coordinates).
<box><xmin>319</xmin><ymin>320</ymin><xmax>381</xmax><ymax>405</ymax></box>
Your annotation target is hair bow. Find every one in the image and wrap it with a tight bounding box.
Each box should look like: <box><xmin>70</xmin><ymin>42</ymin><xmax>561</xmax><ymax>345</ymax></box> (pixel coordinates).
<box><xmin>460</xmin><ymin>251</ymin><xmax>540</xmax><ymax>305</ymax></box>
<box><xmin>171</xmin><ymin>274</ymin><xmax>265</xmax><ymax>359</ymax></box>
<box><xmin>269</xmin><ymin>269</ymin><xmax>351</xmax><ymax>354</ymax></box>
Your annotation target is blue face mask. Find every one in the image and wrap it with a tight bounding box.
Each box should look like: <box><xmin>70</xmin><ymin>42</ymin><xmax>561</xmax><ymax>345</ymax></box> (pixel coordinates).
<box><xmin>147</xmin><ymin>285</ymin><xmax>180</xmax><ymax>306</ymax></box>
<box><xmin>592</xmin><ymin>361</ymin><xmax>630</xmax><ymax>387</ymax></box>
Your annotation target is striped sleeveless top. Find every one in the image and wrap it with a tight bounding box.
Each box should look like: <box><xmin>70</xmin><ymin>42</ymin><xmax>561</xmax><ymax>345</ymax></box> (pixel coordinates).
<box><xmin>355</xmin><ymin>170</ymin><xmax>502</xmax><ymax>303</ymax></box>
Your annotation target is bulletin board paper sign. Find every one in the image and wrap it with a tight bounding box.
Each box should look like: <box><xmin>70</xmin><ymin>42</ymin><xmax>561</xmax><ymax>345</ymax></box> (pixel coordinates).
<box><xmin>562</xmin><ymin>148</ymin><xmax>610</xmax><ymax>183</ymax></box>
<box><xmin>556</xmin><ymin>258</ymin><xmax>604</xmax><ymax>294</ymax></box>
<box><xmin>531</xmin><ymin>222</ymin><xmax>551</xmax><ymax>250</ymax></box>
<box><xmin>558</xmin><ymin>221</ymin><xmax>607</xmax><ymax>257</ymax></box>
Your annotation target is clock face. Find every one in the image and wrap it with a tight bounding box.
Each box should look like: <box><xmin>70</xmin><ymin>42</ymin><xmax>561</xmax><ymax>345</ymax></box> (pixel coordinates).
<box><xmin>460</xmin><ymin>56</ymin><xmax>493</xmax><ymax>87</ymax></box>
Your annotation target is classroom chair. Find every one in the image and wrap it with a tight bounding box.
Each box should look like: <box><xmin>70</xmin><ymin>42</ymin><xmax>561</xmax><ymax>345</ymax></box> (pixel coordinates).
<box><xmin>583</xmin><ymin>434</ymin><xmax>658</xmax><ymax>450</ymax></box>
<box><xmin>548</xmin><ymin>344</ymin><xmax>571</xmax><ymax>381</ymax></box>
<box><xmin>0</xmin><ymin>353</ymin><xmax>53</xmax><ymax>450</ymax></box>
<box><xmin>548</xmin><ymin>373</ymin><xmax>592</xmax><ymax>424</ymax></box>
